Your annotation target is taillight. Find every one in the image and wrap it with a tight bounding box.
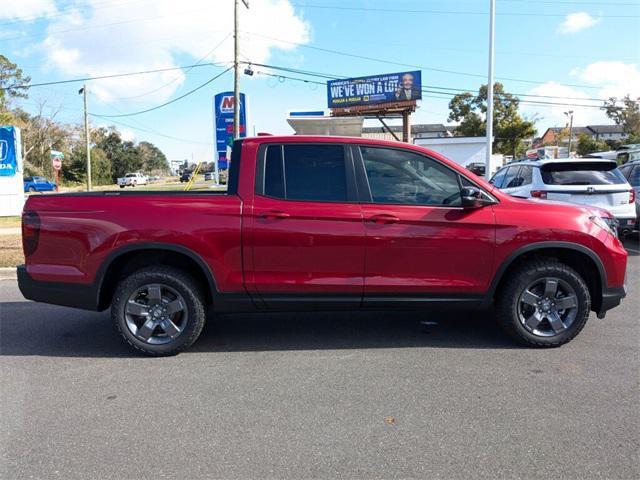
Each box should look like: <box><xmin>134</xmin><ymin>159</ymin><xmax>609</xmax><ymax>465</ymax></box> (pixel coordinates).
<box><xmin>22</xmin><ymin>211</ymin><xmax>40</xmax><ymax>256</ymax></box>
<box><xmin>531</xmin><ymin>190</ymin><xmax>547</xmax><ymax>199</ymax></box>
<box><xmin>630</xmin><ymin>189</ymin><xmax>636</xmax><ymax>204</ymax></box>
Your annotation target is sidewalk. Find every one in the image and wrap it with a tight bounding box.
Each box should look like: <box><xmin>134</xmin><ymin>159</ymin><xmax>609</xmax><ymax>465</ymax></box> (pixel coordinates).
<box><xmin>0</xmin><ymin>227</ymin><xmax>21</xmax><ymax>236</ymax></box>
<box><xmin>0</xmin><ymin>267</ymin><xmax>17</xmax><ymax>280</ymax></box>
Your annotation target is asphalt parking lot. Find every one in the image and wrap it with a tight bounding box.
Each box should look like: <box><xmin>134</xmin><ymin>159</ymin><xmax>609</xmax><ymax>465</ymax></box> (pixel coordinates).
<box><xmin>1</xmin><ymin>238</ymin><xmax>638</xmax><ymax>480</ymax></box>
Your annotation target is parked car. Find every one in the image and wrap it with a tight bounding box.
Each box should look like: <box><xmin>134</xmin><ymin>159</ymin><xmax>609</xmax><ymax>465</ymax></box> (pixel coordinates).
<box><xmin>489</xmin><ymin>158</ymin><xmax>636</xmax><ymax>235</ymax></box>
<box><xmin>117</xmin><ymin>172</ymin><xmax>147</xmax><ymax>188</ymax></box>
<box><xmin>466</xmin><ymin>162</ymin><xmax>486</xmax><ymax>177</ymax></box>
<box><xmin>179</xmin><ymin>171</ymin><xmax>192</xmax><ymax>183</ymax></box>
<box><xmin>204</xmin><ymin>172</ymin><xmax>215</xmax><ymax>181</ymax></box>
<box><xmin>23</xmin><ymin>176</ymin><xmax>56</xmax><ymax>193</ymax></box>
<box><xmin>619</xmin><ymin>160</ymin><xmax>640</xmax><ymax>234</ymax></box>
<box><xmin>18</xmin><ymin>136</ymin><xmax>627</xmax><ymax>355</ymax></box>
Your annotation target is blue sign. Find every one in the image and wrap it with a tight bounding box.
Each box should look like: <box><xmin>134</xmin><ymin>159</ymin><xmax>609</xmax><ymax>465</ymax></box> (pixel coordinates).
<box><xmin>214</xmin><ymin>92</ymin><xmax>246</xmax><ymax>169</ymax></box>
<box><xmin>0</xmin><ymin>126</ymin><xmax>18</xmax><ymax>177</ymax></box>
<box><xmin>327</xmin><ymin>71</ymin><xmax>422</xmax><ymax>108</ymax></box>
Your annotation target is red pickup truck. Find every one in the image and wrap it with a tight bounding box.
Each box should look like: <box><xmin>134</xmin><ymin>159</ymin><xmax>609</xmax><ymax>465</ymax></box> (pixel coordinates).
<box><xmin>19</xmin><ymin>136</ymin><xmax>627</xmax><ymax>355</ymax></box>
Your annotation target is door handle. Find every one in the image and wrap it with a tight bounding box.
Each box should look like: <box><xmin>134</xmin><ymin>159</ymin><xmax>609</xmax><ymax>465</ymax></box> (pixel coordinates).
<box><xmin>259</xmin><ymin>210</ymin><xmax>290</xmax><ymax>220</ymax></box>
<box><xmin>367</xmin><ymin>214</ymin><xmax>400</xmax><ymax>225</ymax></box>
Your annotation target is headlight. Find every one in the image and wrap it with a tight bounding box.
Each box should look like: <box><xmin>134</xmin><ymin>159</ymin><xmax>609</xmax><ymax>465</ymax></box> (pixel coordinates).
<box><xmin>590</xmin><ymin>216</ymin><xmax>618</xmax><ymax>236</ymax></box>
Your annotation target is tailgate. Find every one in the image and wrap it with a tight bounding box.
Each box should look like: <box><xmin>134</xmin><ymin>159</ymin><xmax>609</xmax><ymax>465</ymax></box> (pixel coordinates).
<box><xmin>546</xmin><ymin>188</ymin><xmax>630</xmax><ymax>208</ymax></box>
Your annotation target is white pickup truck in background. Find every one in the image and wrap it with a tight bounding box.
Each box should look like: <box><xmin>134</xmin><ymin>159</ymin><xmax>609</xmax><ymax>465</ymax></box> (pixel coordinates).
<box><xmin>117</xmin><ymin>172</ymin><xmax>147</xmax><ymax>188</ymax></box>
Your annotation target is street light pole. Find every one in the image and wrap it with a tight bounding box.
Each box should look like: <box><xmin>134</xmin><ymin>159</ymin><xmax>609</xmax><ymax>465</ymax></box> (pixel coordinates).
<box><xmin>485</xmin><ymin>0</ymin><xmax>496</xmax><ymax>179</ymax></box>
<box><xmin>80</xmin><ymin>83</ymin><xmax>92</xmax><ymax>191</ymax></box>
<box><xmin>565</xmin><ymin>110</ymin><xmax>574</xmax><ymax>158</ymax></box>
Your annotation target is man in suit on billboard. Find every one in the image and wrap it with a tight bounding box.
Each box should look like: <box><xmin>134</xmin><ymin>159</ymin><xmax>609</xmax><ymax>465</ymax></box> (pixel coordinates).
<box><xmin>395</xmin><ymin>73</ymin><xmax>421</xmax><ymax>101</ymax></box>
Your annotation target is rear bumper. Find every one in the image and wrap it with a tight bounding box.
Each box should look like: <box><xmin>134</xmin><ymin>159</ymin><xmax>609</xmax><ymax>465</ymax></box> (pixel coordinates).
<box><xmin>616</xmin><ymin>217</ymin><xmax>637</xmax><ymax>234</ymax></box>
<box><xmin>596</xmin><ymin>285</ymin><xmax>627</xmax><ymax>319</ymax></box>
<box><xmin>17</xmin><ymin>265</ymin><xmax>101</xmax><ymax>311</ymax></box>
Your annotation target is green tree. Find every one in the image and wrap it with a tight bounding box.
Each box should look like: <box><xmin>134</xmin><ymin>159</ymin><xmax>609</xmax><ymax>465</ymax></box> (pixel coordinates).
<box><xmin>448</xmin><ymin>82</ymin><xmax>536</xmax><ymax>156</ymax></box>
<box><xmin>604</xmin><ymin>95</ymin><xmax>640</xmax><ymax>136</ymax></box>
<box><xmin>138</xmin><ymin>141</ymin><xmax>169</xmax><ymax>174</ymax></box>
<box><xmin>95</xmin><ymin>129</ymin><xmax>143</xmax><ymax>181</ymax></box>
<box><xmin>576</xmin><ymin>133</ymin><xmax>609</xmax><ymax>156</ymax></box>
<box><xmin>0</xmin><ymin>55</ymin><xmax>30</xmax><ymax>123</ymax></box>
<box><xmin>63</xmin><ymin>147</ymin><xmax>112</xmax><ymax>185</ymax></box>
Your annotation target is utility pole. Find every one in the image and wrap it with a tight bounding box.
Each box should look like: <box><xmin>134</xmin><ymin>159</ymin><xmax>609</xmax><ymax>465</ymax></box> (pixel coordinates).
<box><xmin>233</xmin><ymin>0</ymin><xmax>249</xmax><ymax>140</ymax></box>
<box><xmin>485</xmin><ymin>0</ymin><xmax>496</xmax><ymax>179</ymax></box>
<box><xmin>79</xmin><ymin>83</ymin><xmax>92</xmax><ymax>191</ymax></box>
<box><xmin>565</xmin><ymin>110</ymin><xmax>574</xmax><ymax>158</ymax></box>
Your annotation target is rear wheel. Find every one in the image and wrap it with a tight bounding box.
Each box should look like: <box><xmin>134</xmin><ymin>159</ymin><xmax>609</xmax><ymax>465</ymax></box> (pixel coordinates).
<box><xmin>28</xmin><ymin>186</ymin><xmax>36</xmax><ymax>192</ymax></box>
<box><xmin>111</xmin><ymin>266</ymin><xmax>207</xmax><ymax>356</ymax></box>
<box><xmin>496</xmin><ymin>259</ymin><xmax>590</xmax><ymax>347</ymax></box>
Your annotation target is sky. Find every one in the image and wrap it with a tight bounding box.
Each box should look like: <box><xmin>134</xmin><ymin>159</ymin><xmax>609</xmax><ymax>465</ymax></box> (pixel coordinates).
<box><xmin>2</xmin><ymin>0</ymin><xmax>639</xmax><ymax>163</ymax></box>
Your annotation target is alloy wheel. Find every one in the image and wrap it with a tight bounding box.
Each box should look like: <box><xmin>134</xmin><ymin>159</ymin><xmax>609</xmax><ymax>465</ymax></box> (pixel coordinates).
<box><xmin>124</xmin><ymin>283</ymin><xmax>188</xmax><ymax>345</ymax></box>
<box><xmin>517</xmin><ymin>277</ymin><xmax>579</xmax><ymax>337</ymax></box>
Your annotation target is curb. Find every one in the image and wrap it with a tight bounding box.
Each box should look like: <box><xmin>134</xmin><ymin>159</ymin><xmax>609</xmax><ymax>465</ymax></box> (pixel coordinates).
<box><xmin>0</xmin><ymin>267</ymin><xmax>17</xmax><ymax>281</ymax></box>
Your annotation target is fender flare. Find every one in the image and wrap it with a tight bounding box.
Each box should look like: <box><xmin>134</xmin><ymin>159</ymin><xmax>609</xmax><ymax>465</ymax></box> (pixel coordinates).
<box><xmin>487</xmin><ymin>241</ymin><xmax>607</xmax><ymax>298</ymax></box>
<box><xmin>95</xmin><ymin>242</ymin><xmax>219</xmax><ymax>307</ymax></box>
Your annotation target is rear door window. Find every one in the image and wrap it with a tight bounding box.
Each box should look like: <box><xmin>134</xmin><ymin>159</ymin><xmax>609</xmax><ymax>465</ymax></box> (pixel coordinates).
<box><xmin>502</xmin><ymin>166</ymin><xmax>520</xmax><ymax>189</ymax></box>
<box><xmin>518</xmin><ymin>165</ymin><xmax>533</xmax><ymax>186</ymax></box>
<box><xmin>262</xmin><ymin>144</ymin><xmax>348</xmax><ymax>202</ymax></box>
<box><xmin>540</xmin><ymin>162</ymin><xmax>627</xmax><ymax>185</ymax></box>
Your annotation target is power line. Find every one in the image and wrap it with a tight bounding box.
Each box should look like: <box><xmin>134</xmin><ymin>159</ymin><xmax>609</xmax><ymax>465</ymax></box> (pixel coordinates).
<box><xmin>91</xmin><ymin>114</ymin><xmax>214</xmax><ymax>146</ymax></box>
<box><xmin>92</xmin><ymin>66</ymin><xmax>232</xmax><ymax>118</ymax></box>
<box><xmin>249</xmin><ymin>65</ymin><xmax>614</xmax><ymax>110</ymax></box>
<box><xmin>501</xmin><ymin>0</ymin><xmax>639</xmax><ymax>6</ymax></box>
<box><xmin>290</xmin><ymin>3</ymin><xmax>639</xmax><ymax>18</ymax></box>
<box><xmin>242</xmin><ymin>31</ymin><xmax>607</xmax><ymax>90</ymax></box>
<box><xmin>250</xmin><ymin>62</ymin><xmax>611</xmax><ymax>103</ymax></box>
<box><xmin>111</xmin><ymin>33</ymin><xmax>232</xmax><ymax>101</ymax></box>
<box><xmin>0</xmin><ymin>62</ymin><xmax>226</xmax><ymax>91</ymax></box>
<box><xmin>0</xmin><ymin>0</ymin><xmax>152</xmax><ymax>27</ymax></box>
<box><xmin>1</xmin><ymin>6</ymin><xmax>212</xmax><ymax>42</ymax></box>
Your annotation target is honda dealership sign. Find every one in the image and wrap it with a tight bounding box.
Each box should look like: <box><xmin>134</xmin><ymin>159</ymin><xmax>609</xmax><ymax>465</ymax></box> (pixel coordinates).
<box><xmin>213</xmin><ymin>92</ymin><xmax>246</xmax><ymax>169</ymax></box>
<box><xmin>327</xmin><ymin>71</ymin><xmax>422</xmax><ymax>108</ymax></box>
<box><xmin>0</xmin><ymin>126</ymin><xmax>25</xmax><ymax>216</ymax></box>
<box><xmin>0</xmin><ymin>126</ymin><xmax>19</xmax><ymax>177</ymax></box>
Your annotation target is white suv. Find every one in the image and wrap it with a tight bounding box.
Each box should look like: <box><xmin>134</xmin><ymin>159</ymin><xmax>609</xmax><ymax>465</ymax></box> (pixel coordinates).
<box><xmin>489</xmin><ymin>159</ymin><xmax>636</xmax><ymax>234</ymax></box>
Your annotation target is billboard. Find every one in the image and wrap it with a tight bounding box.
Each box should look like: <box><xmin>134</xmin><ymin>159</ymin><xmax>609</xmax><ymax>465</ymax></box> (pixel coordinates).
<box><xmin>213</xmin><ymin>92</ymin><xmax>246</xmax><ymax>169</ymax></box>
<box><xmin>327</xmin><ymin>71</ymin><xmax>422</xmax><ymax>109</ymax></box>
<box><xmin>0</xmin><ymin>126</ymin><xmax>19</xmax><ymax>177</ymax></box>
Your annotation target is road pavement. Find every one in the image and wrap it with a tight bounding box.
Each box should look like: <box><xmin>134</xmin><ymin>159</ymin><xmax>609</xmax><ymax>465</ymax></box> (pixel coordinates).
<box><xmin>1</xmin><ymin>239</ymin><xmax>638</xmax><ymax>479</ymax></box>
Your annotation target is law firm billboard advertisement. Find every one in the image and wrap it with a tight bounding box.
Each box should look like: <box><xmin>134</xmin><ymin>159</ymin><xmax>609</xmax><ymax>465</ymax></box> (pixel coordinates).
<box><xmin>327</xmin><ymin>71</ymin><xmax>422</xmax><ymax>109</ymax></box>
<box><xmin>213</xmin><ymin>92</ymin><xmax>246</xmax><ymax>169</ymax></box>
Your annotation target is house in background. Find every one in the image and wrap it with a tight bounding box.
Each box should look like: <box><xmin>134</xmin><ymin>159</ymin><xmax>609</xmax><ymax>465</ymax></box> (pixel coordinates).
<box><xmin>539</xmin><ymin>124</ymin><xmax>628</xmax><ymax>147</ymax></box>
<box><xmin>588</xmin><ymin>125</ymin><xmax>629</xmax><ymax>142</ymax></box>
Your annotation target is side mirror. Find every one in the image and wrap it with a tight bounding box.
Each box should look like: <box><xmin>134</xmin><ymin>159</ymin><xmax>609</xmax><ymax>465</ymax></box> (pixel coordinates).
<box><xmin>461</xmin><ymin>186</ymin><xmax>493</xmax><ymax>208</ymax></box>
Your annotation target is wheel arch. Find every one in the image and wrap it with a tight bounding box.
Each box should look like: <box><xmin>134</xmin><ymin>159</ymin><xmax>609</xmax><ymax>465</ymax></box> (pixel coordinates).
<box><xmin>96</xmin><ymin>243</ymin><xmax>218</xmax><ymax>310</ymax></box>
<box><xmin>489</xmin><ymin>241</ymin><xmax>606</xmax><ymax>313</ymax></box>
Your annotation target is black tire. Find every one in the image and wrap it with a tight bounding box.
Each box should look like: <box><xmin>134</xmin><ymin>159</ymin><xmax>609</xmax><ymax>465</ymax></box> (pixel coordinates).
<box><xmin>111</xmin><ymin>266</ymin><xmax>207</xmax><ymax>356</ymax></box>
<box><xmin>119</xmin><ymin>185</ymin><xmax>125</xmax><ymax>188</ymax></box>
<box><xmin>496</xmin><ymin>258</ymin><xmax>591</xmax><ymax>347</ymax></box>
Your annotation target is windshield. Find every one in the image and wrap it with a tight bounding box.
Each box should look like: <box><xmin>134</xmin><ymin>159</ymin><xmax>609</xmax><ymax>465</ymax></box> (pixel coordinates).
<box><xmin>540</xmin><ymin>162</ymin><xmax>626</xmax><ymax>186</ymax></box>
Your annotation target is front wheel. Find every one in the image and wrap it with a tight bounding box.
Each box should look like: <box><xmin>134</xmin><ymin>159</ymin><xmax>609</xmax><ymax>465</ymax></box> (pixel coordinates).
<box><xmin>111</xmin><ymin>266</ymin><xmax>207</xmax><ymax>356</ymax></box>
<box><xmin>496</xmin><ymin>259</ymin><xmax>591</xmax><ymax>347</ymax></box>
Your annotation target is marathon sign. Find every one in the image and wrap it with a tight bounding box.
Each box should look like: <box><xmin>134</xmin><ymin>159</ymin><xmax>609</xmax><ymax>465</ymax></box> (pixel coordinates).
<box><xmin>213</xmin><ymin>92</ymin><xmax>246</xmax><ymax>169</ymax></box>
<box><xmin>327</xmin><ymin>71</ymin><xmax>422</xmax><ymax>108</ymax></box>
